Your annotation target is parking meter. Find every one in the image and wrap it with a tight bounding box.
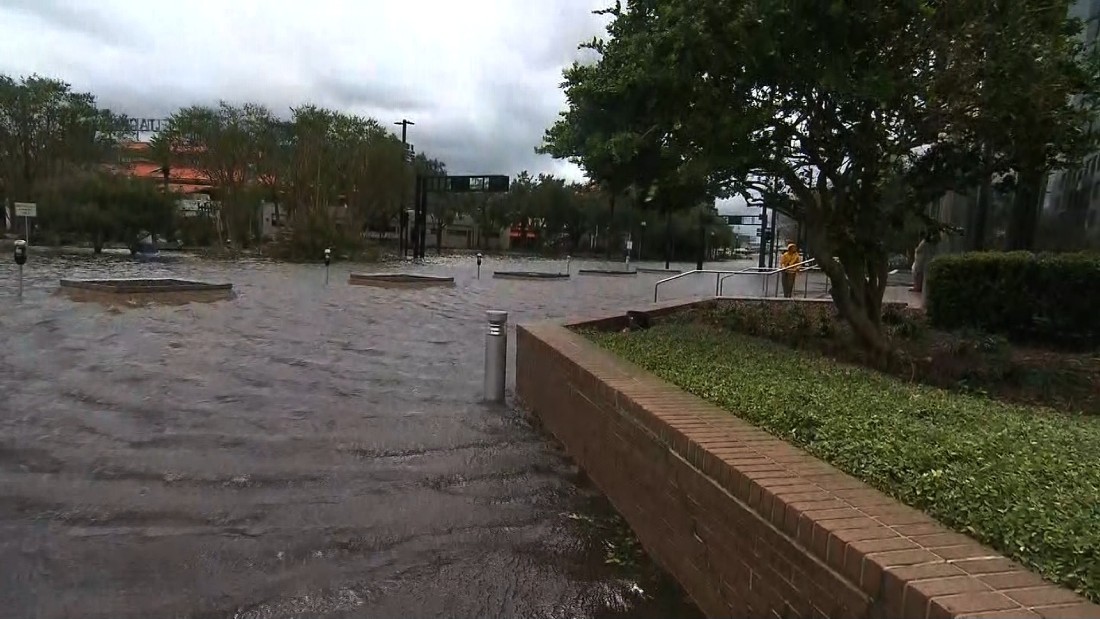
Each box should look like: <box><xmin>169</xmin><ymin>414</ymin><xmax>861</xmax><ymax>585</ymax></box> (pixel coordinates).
<box><xmin>476</xmin><ymin>253</ymin><xmax>483</xmax><ymax>279</ymax></box>
<box><xmin>13</xmin><ymin>239</ymin><xmax>26</xmax><ymax>298</ymax></box>
<box><xmin>324</xmin><ymin>248</ymin><xmax>331</xmax><ymax>267</ymax></box>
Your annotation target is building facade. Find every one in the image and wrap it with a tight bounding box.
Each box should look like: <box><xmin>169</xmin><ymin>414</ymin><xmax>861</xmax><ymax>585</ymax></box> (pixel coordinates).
<box><xmin>1043</xmin><ymin>0</ymin><xmax>1100</xmax><ymax>237</ymax></box>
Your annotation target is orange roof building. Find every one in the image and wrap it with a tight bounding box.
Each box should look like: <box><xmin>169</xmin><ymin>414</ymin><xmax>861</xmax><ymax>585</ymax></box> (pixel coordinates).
<box><xmin>117</xmin><ymin>141</ymin><xmax>213</xmax><ymax>195</ymax></box>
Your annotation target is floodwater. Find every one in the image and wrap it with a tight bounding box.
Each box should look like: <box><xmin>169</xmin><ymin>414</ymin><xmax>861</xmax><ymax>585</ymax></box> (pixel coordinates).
<box><xmin>0</xmin><ymin>251</ymin><xmax>753</xmax><ymax>619</ymax></box>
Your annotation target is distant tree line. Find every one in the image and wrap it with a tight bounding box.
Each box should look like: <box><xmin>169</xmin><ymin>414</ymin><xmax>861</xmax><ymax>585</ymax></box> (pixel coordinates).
<box><xmin>0</xmin><ymin>72</ymin><xmax>737</xmax><ymax>260</ymax></box>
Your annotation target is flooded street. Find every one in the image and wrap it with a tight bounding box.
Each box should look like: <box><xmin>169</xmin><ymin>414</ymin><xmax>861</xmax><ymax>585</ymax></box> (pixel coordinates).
<box><xmin>0</xmin><ymin>252</ymin><xmax>743</xmax><ymax>619</ymax></box>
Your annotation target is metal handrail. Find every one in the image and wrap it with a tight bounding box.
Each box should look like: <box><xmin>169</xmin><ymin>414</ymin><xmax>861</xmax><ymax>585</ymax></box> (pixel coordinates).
<box><xmin>652</xmin><ymin>258</ymin><xmax>820</xmax><ymax>302</ymax></box>
<box><xmin>767</xmin><ymin>257</ymin><xmax>817</xmax><ymax>297</ymax></box>
<box><xmin>716</xmin><ymin>258</ymin><xmax>817</xmax><ymax>297</ymax></box>
<box><xmin>653</xmin><ymin>268</ymin><xmax>759</xmax><ymax>302</ymax></box>
<box><xmin>715</xmin><ymin>266</ymin><xmax>779</xmax><ymax>297</ymax></box>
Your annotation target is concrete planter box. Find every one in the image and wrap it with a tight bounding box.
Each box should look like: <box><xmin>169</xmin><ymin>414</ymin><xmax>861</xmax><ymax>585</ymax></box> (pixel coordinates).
<box><xmin>59</xmin><ymin>278</ymin><xmax>233</xmax><ymax>305</ymax></box>
<box><xmin>492</xmin><ymin>271</ymin><xmax>570</xmax><ymax>280</ymax></box>
<box><xmin>349</xmin><ymin>273</ymin><xmax>455</xmax><ymax>288</ymax></box>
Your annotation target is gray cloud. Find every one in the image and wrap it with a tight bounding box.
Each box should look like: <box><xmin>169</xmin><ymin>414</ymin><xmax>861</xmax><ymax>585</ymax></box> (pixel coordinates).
<box><xmin>0</xmin><ymin>0</ymin><xmax>611</xmax><ymax>182</ymax></box>
<box><xmin>1</xmin><ymin>0</ymin><xmax>152</xmax><ymax>49</ymax></box>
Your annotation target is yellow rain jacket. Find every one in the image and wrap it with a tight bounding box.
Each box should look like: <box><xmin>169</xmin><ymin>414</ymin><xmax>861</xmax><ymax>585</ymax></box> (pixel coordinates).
<box><xmin>779</xmin><ymin>246</ymin><xmax>802</xmax><ymax>273</ymax></box>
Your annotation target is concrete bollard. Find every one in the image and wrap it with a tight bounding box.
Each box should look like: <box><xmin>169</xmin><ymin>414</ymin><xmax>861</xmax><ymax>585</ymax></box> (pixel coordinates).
<box><xmin>484</xmin><ymin>310</ymin><xmax>508</xmax><ymax>402</ymax></box>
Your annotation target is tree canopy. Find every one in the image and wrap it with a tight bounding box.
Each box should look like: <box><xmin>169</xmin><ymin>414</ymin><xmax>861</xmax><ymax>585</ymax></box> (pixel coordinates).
<box><xmin>542</xmin><ymin>0</ymin><xmax>1100</xmax><ymax>352</ymax></box>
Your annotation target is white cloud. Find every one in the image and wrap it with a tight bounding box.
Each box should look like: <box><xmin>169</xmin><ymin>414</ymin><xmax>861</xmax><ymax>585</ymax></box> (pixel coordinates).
<box><xmin>0</xmin><ymin>0</ymin><xmax>610</xmax><ymax>182</ymax></box>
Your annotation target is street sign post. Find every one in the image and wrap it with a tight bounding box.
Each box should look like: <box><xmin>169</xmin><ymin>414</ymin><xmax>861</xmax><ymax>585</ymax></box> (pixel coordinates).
<box><xmin>412</xmin><ymin>175</ymin><xmax>510</xmax><ymax>259</ymax></box>
<box><xmin>14</xmin><ymin>202</ymin><xmax>36</xmax><ymax>243</ymax></box>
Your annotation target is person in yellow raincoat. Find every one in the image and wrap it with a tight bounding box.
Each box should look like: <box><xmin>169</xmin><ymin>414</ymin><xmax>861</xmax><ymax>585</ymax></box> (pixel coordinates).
<box><xmin>779</xmin><ymin>242</ymin><xmax>802</xmax><ymax>298</ymax></box>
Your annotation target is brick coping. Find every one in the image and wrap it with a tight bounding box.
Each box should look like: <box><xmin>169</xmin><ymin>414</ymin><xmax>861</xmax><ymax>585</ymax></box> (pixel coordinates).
<box><xmin>520</xmin><ymin>306</ymin><xmax>1100</xmax><ymax>619</ymax></box>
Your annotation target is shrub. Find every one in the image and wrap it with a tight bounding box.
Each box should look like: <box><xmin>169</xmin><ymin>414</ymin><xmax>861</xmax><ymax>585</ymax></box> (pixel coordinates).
<box><xmin>926</xmin><ymin>251</ymin><xmax>1100</xmax><ymax>346</ymax></box>
<box><xmin>588</xmin><ymin>324</ymin><xmax>1100</xmax><ymax>601</ymax></box>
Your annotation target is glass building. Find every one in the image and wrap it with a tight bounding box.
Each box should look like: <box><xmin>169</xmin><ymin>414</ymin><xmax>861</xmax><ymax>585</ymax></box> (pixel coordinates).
<box><xmin>1043</xmin><ymin>0</ymin><xmax>1100</xmax><ymax>237</ymax></box>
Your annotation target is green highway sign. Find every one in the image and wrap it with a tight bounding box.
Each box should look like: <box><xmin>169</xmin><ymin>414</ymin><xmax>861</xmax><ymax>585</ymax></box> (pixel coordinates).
<box><xmin>723</xmin><ymin>214</ymin><xmax>766</xmax><ymax>226</ymax></box>
<box><xmin>423</xmin><ymin>175</ymin><xmax>510</xmax><ymax>193</ymax></box>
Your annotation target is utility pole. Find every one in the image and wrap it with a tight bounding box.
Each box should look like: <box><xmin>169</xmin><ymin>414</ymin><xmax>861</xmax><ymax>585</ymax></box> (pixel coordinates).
<box><xmin>396</xmin><ymin>119</ymin><xmax>415</xmax><ymax>258</ymax></box>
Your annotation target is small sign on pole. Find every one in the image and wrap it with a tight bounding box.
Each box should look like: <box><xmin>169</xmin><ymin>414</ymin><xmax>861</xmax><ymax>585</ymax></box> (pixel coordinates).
<box><xmin>14</xmin><ymin>202</ymin><xmax>36</xmax><ymax>243</ymax></box>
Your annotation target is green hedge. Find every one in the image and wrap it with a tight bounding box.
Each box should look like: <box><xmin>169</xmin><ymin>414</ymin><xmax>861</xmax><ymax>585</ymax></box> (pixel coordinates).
<box><xmin>588</xmin><ymin>324</ymin><xmax>1100</xmax><ymax>601</ymax></box>
<box><xmin>926</xmin><ymin>251</ymin><xmax>1100</xmax><ymax>345</ymax></box>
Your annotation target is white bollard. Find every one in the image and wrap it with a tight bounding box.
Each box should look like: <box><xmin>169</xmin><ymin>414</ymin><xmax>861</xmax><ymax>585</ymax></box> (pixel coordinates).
<box><xmin>484</xmin><ymin>310</ymin><xmax>508</xmax><ymax>402</ymax></box>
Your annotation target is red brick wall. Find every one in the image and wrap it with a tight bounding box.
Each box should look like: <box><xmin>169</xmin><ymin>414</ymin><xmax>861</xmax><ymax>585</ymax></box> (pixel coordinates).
<box><xmin>516</xmin><ymin>319</ymin><xmax>1100</xmax><ymax>619</ymax></box>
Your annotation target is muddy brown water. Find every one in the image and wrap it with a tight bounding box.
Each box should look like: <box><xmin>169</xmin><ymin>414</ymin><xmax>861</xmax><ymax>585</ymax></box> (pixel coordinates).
<box><xmin>0</xmin><ymin>252</ymin><xmax>758</xmax><ymax>619</ymax></box>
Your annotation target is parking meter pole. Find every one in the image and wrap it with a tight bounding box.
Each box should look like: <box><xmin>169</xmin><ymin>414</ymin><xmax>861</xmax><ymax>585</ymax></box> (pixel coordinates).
<box><xmin>324</xmin><ymin>248</ymin><xmax>331</xmax><ymax>286</ymax></box>
<box><xmin>476</xmin><ymin>253</ymin><xmax>483</xmax><ymax>280</ymax></box>
<box><xmin>13</xmin><ymin>240</ymin><xmax>27</xmax><ymax>299</ymax></box>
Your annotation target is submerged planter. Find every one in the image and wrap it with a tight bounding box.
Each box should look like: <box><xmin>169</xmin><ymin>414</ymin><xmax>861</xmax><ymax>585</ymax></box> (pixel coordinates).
<box><xmin>492</xmin><ymin>271</ymin><xmax>570</xmax><ymax>280</ymax></box>
<box><xmin>635</xmin><ymin>267</ymin><xmax>683</xmax><ymax>274</ymax></box>
<box><xmin>59</xmin><ymin>278</ymin><xmax>234</xmax><ymax>306</ymax></box>
<box><xmin>349</xmin><ymin>273</ymin><xmax>455</xmax><ymax>288</ymax></box>
<box><xmin>577</xmin><ymin>269</ymin><xmax>637</xmax><ymax>276</ymax></box>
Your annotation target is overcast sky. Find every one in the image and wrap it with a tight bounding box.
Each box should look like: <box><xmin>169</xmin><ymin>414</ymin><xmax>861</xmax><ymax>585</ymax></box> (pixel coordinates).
<box><xmin>0</xmin><ymin>0</ymin><xmax>749</xmax><ymax>214</ymax></box>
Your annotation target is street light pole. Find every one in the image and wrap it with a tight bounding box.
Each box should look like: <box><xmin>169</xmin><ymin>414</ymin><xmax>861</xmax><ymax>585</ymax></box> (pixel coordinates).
<box><xmin>640</xmin><ymin>220</ymin><xmax>647</xmax><ymax>261</ymax></box>
<box><xmin>396</xmin><ymin>119</ymin><xmax>415</xmax><ymax>258</ymax></box>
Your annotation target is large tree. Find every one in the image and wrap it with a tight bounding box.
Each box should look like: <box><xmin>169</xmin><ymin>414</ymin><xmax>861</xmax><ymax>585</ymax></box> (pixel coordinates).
<box><xmin>547</xmin><ymin>0</ymin><xmax>1099</xmax><ymax>353</ymax></box>
<box><xmin>964</xmin><ymin>0</ymin><xmax>1100</xmax><ymax>250</ymax></box>
<box><xmin>159</xmin><ymin>102</ymin><xmax>276</xmax><ymax>245</ymax></box>
<box><xmin>0</xmin><ymin>74</ymin><xmax>125</xmax><ymax>229</ymax></box>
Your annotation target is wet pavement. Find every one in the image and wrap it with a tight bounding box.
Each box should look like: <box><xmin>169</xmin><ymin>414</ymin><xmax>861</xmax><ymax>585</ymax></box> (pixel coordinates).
<box><xmin>0</xmin><ymin>251</ymin><xmax>746</xmax><ymax>619</ymax></box>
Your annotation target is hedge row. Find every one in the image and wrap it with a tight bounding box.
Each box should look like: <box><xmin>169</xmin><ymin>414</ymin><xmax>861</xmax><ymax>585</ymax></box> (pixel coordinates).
<box><xmin>589</xmin><ymin>323</ymin><xmax>1100</xmax><ymax>601</ymax></box>
<box><xmin>926</xmin><ymin>251</ymin><xmax>1100</xmax><ymax>345</ymax></box>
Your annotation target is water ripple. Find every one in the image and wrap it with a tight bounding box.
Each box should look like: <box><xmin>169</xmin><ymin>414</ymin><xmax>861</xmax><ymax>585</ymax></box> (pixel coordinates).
<box><xmin>0</xmin><ymin>252</ymin><xmax>732</xmax><ymax>619</ymax></box>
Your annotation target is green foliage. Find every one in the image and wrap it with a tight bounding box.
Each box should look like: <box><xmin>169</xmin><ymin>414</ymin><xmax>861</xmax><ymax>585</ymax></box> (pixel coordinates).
<box><xmin>0</xmin><ymin>74</ymin><xmax>126</xmax><ymax>207</ymax></box>
<box><xmin>546</xmin><ymin>1</ymin><xmax>1100</xmax><ymax>351</ymax></box>
<box><xmin>927</xmin><ymin>252</ymin><xmax>1100</xmax><ymax>346</ymax></box>
<box><xmin>155</xmin><ymin>102</ymin><xmax>417</xmax><ymax>252</ymax></box>
<box><xmin>589</xmin><ymin>324</ymin><xmax>1100</xmax><ymax>601</ymax></box>
<box><xmin>37</xmin><ymin>170</ymin><xmax>177</xmax><ymax>251</ymax></box>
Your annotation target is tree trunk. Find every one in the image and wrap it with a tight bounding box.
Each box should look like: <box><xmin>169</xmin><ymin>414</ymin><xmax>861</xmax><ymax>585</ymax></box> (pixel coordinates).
<box><xmin>1006</xmin><ymin>169</ymin><xmax>1043</xmax><ymax>251</ymax></box>
<box><xmin>93</xmin><ymin>229</ymin><xmax>103</xmax><ymax>254</ymax></box>
<box><xmin>696</xmin><ymin>214</ymin><xmax>705</xmax><ymax>271</ymax></box>
<box><xmin>664</xmin><ymin>208</ymin><xmax>672</xmax><ymax>269</ymax></box>
<box><xmin>436</xmin><ymin>223</ymin><xmax>444</xmax><ymax>255</ymax></box>
<box><xmin>968</xmin><ymin>170</ymin><xmax>992</xmax><ymax>251</ymax></box>
<box><xmin>806</xmin><ymin>227</ymin><xmax>891</xmax><ymax>357</ymax></box>
<box><xmin>606</xmin><ymin>192</ymin><xmax>617</xmax><ymax>259</ymax></box>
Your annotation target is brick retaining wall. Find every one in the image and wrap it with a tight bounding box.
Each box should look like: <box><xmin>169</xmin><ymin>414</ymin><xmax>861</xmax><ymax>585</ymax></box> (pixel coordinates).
<box><xmin>516</xmin><ymin>310</ymin><xmax>1100</xmax><ymax>619</ymax></box>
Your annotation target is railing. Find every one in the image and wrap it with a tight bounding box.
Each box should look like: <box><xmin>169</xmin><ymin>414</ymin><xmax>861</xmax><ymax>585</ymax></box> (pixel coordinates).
<box><xmin>654</xmin><ymin>269</ymin><xmax>755</xmax><ymax>302</ymax></box>
<box><xmin>653</xmin><ymin>258</ymin><xmax>819</xmax><ymax>303</ymax></box>
<box><xmin>758</xmin><ymin>258</ymin><xmax>818</xmax><ymax>298</ymax></box>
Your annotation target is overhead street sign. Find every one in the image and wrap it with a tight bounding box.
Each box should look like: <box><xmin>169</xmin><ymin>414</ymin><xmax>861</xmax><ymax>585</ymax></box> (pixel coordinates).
<box><xmin>423</xmin><ymin>175</ymin><xmax>510</xmax><ymax>193</ymax></box>
<box><xmin>723</xmin><ymin>214</ymin><xmax>766</xmax><ymax>226</ymax></box>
